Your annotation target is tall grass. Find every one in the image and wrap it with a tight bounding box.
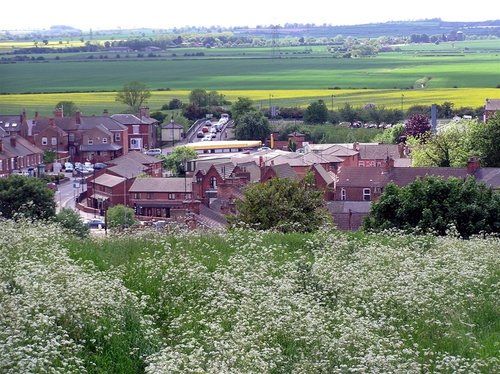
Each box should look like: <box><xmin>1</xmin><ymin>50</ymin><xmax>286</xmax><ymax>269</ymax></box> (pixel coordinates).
<box><xmin>1</xmin><ymin>219</ymin><xmax>498</xmax><ymax>373</ymax></box>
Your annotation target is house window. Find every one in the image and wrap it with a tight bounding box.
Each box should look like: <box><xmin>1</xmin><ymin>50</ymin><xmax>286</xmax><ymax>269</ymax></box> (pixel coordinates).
<box><xmin>147</xmin><ymin>192</ymin><xmax>153</xmax><ymax>199</ymax></box>
<box><xmin>115</xmin><ymin>133</ymin><xmax>121</xmax><ymax>141</ymax></box>
<box><xmin>69</xmin><ymin>133</ymin><xmax>75</xmax><ymax>142</ymax></box>
<box><xmin>340</xmin><ymin>188</ymin><xmax>346</xmax><ymax>201</ymax></box>
<box><xmin>210</xmin><ymin>176</ymin><xmax>217</xmax><ymax>189</ymax></box>
<box><xmin>88</xmin><ymin>138</ymin><xmax>93</xmax><ymax>145</ymax></box>
<box><xmin>363</xmin><ymin>188</ymin><xmax>371</xmax><ymax>201</ymax></box>
<box><xmin>51</xmin><ymin>137</ymin><xmax>57</xmax><ymax>146</ymax></box>
<box><xmin>132</xmin><ymin>125</ymin><xmax>140</xmax><ymax>135</ymax></box>
<box><xmin>133</xmin><ymin>193</ymin><xmax>141</xmax><ymax>199</ymax></box>
<box><xmin>0</xmin><ymin>160</ymin><xmax>3</xmax><ymax>171</ymax></box>
<box><xmin>42</xmin><ymin>137</ymin><xmax>48</xmax><ymax>145</ymax></box>
<box><xmin>102</xmin><ymin>137</ymin><xmax>108</xmax><ymax>144</ymax></box>
<box><xmin>168</xmin><ymin>193</ymin><xmax>175</xmax><ymax>200</ymax></box>
<box><xmin>358</xmin><ymin>161</ymin><xmax>365</xmax><ymax>167</ymax></box>
<box><xmin>130</xmin><ymin>138</ymin><xmax>142</xmax><ymax>149</ymax></box>
<box><xmin>196</xmin><ymin>175</ymin><xmax>203</xmax><ymax>183</ymax></box>
<box><xmin>185</xmin><ymin>193</ymin><xmax>192</xmax><ymax>200</ymax></box>
<box><xmin>374</xmin><ymin>187</ymin><xmax>381</xmax><ymax>193</ymax></box>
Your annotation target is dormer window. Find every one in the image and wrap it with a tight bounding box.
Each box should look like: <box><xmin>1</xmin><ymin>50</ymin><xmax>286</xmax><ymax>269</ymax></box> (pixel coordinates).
<box><xmin>88</xmin><ymin>138</ymin><xmax>93</xmax><ymax>145</ymax></box>
<box><xmin>102</xmin><ymin>137</ymin><xmax>108</xmax><ymax>144</ymax></box>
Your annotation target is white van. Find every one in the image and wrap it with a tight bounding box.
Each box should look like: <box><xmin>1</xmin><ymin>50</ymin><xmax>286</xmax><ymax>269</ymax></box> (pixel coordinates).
<box><xmin>144</xmin><ymin>148</ymin><xmax>162</xmax><ymax>156</ymax></box>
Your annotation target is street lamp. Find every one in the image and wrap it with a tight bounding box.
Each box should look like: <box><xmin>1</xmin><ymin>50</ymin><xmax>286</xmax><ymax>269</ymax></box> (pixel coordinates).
<box><xmin>401</xmin><ymin>93</ymin><xmax>405</xmax><ymax>113</ymax></box>
<box><xmin>331</xmin><ymin>95</ymin><xmax>335</xmax><ymax>111</ymax></box>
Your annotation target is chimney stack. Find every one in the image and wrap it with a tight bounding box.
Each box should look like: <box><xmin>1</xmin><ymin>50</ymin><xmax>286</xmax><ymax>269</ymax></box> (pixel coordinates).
<box><xmin>103</xmin><ymin>109</ymin><xmax>109</xmax><ymax>116</ymax></box>
<box><xmin>467</xmin><ymin>156</ymin><xmax>481</xmax><ymax>175</ymax></box>
<box><xmin>383</xmin><ymin>156</ymin><xmax>394</xmax><ymax>173</ymax></box>
<box><xmin>75</xmin><ymin>110</ymin><xmax>81</xmax><ymax>124</ymax></box>
<box><xmin>55</xmin><ymin>107</ymin><xmax>63</xmax><ymax>118</ymax></box>
<box><xmin>10</xmin><ymin>133</ymin><xmax>16</xmax><ymax>147</ymax></box>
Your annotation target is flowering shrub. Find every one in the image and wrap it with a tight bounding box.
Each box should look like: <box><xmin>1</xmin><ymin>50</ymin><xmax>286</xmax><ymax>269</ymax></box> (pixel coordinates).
<box><xmin>0</xmin><ymin>219</ymin><xmax>160</xmax><ymax>373</ymax></box>
<box><xmin>1</xmin><ymin>220</ymin><xmax>498</xmax><ymax>373</ymax></box>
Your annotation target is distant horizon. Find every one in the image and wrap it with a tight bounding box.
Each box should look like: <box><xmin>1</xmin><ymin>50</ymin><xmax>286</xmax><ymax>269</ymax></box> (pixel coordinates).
<box><xmin>3</xmin><ymin>0</ymin><xmax>500</xmax><ymax>32</ymax></box>
<box><xmin>3</xmin><ymin>17</ymin><xmax>500</xmax><ymax>33</ymax></box>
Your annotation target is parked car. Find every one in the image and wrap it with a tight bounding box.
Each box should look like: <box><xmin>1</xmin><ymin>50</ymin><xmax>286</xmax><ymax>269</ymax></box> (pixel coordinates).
<box><xmin>64</xmin><ymin>162</ymin><xmax>74</xmax><ymax>172</ymax></box>
<box><xmin>196</xmin><ymin>131</ymin><xmax>204</xmax><ymax>138</ymax></box>
<box><xmin>201</xmin><ymin>135</ymin><xmax>212</xmax><ymax>141</ymax></box>
<box><xmin>144</xmin><ymin>148</ymin><xmax>162</xmax><ymax>156</ymax></box>
<box><xmin>201</xmin><ymin>126</ymin><xmax>209</xmax><ymax>133</ymax></box>
<box><xmin>86</xmin><ymin>218</ymin><xmax>106</xmax><ymax>229</ymax></box>
<box><xmin>47</xmin><ymin>182</ymin><xmax>58</xmax><ymax>191</ymax></box>
<box><xmin>93</xmin><ymin>162</ymin><xmax>108</xmax><ymax>170</ymax></box>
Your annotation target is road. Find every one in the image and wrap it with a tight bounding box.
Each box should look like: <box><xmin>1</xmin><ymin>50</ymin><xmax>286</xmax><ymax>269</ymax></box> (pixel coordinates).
<box><xmin>55</xmin><ymin>174</ymin><xmax>97</xmax><ymax>220</ymax></box>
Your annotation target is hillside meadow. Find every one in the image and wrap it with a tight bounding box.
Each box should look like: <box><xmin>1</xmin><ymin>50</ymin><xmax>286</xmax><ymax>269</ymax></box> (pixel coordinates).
<box><xmin>1</xmin><ymin>219</ymin><xmax>498</xmax><ymax>373</ymax></box>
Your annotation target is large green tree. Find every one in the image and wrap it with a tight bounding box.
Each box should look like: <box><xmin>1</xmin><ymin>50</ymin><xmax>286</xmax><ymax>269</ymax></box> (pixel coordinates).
<box><xmin>234</xmin><ymin>111</ymin><xmax>271</xmax><ymax>141</ymax></box>
<box><xmin>229</xmin><ymin>174</ymin><xmax>331</xmax><ymax>233</ymax></box>
<box><xmin>363</xmin><ymin>176</ymin><xmax>500</xmax><ymax>238</ymax></box>
<box><xmin>115</xmin><ymin>81</ymin><xmax>151</xmax><ymax>113</ymax></box>
<box><xmin>410</xmin><ymin>120</ymin><xmax>483</xmax><ymax>167</ymax></box>
<box><xmin>0</xmin><ymin>175</ymin><xmax>56</xmax><ymax>220</ymax></box>
<box><xmin>55</xmin><ymin>101</ymin><xmax>78</xmax><ymax>117</ymax></box>
<box><xmin>231</xmin><ymin>97</ymin><xmax>255</xmax><ymax>121</ymax></box>
<box><xmin>477</xmin><ymin>112</ymin><xmax>500</xmax><ymax>167</ymax></box>
<box><xmin>161</xmin><ymin>146</ymin><xmax>197</xmax><ymax>176</ymax></box>
<box><xmin>304</xmin><ymin>100</ymin><xmax>329</xmax><ymax>124</ymax></box>
<box><xmin>54</xmin><ymin>208</ymin><xmax>89</xmax><ymax>237</ymax></box>
<box><xmin>106</xmin><ymin>204</ymin><xmax>137</xmax><ymax>229</ymax></box>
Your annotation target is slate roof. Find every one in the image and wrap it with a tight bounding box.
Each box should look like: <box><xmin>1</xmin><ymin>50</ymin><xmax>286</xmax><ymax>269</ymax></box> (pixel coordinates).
<box><xmin>269</xmin><ymin>163</ymin><xmax>298</xmax><ymax>180</ymax></box>
<box><xmin>117</xmin><ymin>150</ymin><xmax>162</xmax><ymax>164</ymax></box>
<box><xmin>485</xmin><ymin>99</ymin><xmax>500</xmax><ymax>111</ymax></box>
<box><xmin>94</xmin><ymin>174</ymin><xmax>125</xmax><ymax>187</ymax></box>
<box><xmin>111</xmin><ymin>114</ymin><xmax>143</xmax><ymax>125</ymax></box>
<box><xmin>80</xmin><ymin>143</ymin><xmax>122</xmax><ymax>152</ymax></box>
<box><xmin>0</xmin><ymin>115</ymin><xmax>23</xmax><ymax>133</ymax></box>
<box><xmin>129</xmin><ymin>177</ymin><xmax>192</xmax><ymax>193</ymax></box>
<box><xmin>387</xmin><ymin>167</ymin><xmax>468</xmax><ymax>187</ymax></box>
<box><xmin>107</xmin><ymin>162</ymin><xmax>147</xmax><ymax>178</ymax></box>
<box><xmin>357</xmin><ymin>144</ymin><xmax>402</xmax><ymax>160</ymax></box>
<box><xmin>311</xmin><ymin>163</ymin><xmax>335</xmax><ymax>185</ymax></box>
<box><xmin>473</xmin><ymin>168</ymin><xmax>500</xmax><ymax>189</ymax></box>
<box><xmin>79</xmin><ymin>116</ymin><xmax>127</xmax><ymax>131</ymax></box>
<box><xmin>335</xmin><ymin>166</ymin><xmax>387</xmax><ymax>187</ymax></box>
<box><xmin>34</xmin><ymin>117</ymin><xmax>77</xmax><ymax>132</ymax></box>
<box><xmin>1</xmin><ymin>135</ymin><xmax>43</xmax><ymax>157</ymax></box>
<box><xmin>213</xmin><ymin>162</ymin><xmax>236</xmax><ymax>180</ymax></box>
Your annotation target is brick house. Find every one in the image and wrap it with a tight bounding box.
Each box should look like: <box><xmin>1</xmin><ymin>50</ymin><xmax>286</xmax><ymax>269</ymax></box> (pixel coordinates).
<box><xmin>309</xmin><ymin>163</ymin><xmax>336</xmax><ymax>200</ymax></box>
<box><xmin>129</xmin><ymin>177</ymin><xmax>198</xmax><ymax>219</ymax></box>
<box><xmin>161</xmin><ymin>119</ymin><xmax>184</xmax><ymax>145</ymax></box>
<box><xmin>111</xmin><ymin>107</ymin><xmax>159</xmax><ymax>151</ymax></box>
<box><xmin>267</xmin><ymin>131</ymin><xmax>306</xmax><ymax>150</ymax></box>
<box><xmin>77</xmin><ymin>112</ymin><xmax>128</xmax><ymax>163</ymax></box>
<box><xmin>261</xmin><ymin>163</ymin><xmax>298</xmax><ymax>182</ymax></box>
<box><xmin>484</xmin><ymin>98</ymin><xmax>500</xmax><ymax>122</ymax></box>
<box><xmin>32</xmin><ymin>118</ymin><xmax>69</xmax><ymax>162</ymax></box>
<box><xmin>0</xmin><ymin>128</ymin><xmax>43</xmax><ymax>177</ymax></box>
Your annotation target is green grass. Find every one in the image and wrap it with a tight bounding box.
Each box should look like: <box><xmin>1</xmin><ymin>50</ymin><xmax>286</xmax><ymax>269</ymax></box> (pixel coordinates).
<box><xmin>3</xmin><ymin>219</ymin><xmax>499</xmax><ymax>373</ymax></box>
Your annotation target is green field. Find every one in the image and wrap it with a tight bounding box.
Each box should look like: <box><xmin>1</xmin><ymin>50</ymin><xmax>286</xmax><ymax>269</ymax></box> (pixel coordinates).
<box><xmin>0</xmin><ymin>88</ymin><xmax>496</xmax><ymax>117</ymax></box>
<box><xmin>1</xmin><ymin>40</ymin><xmax>499</xmax><ymax>115</ymax></box>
